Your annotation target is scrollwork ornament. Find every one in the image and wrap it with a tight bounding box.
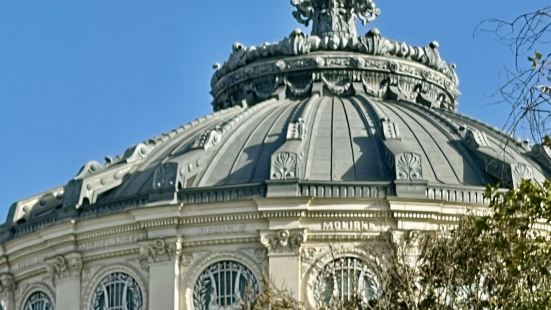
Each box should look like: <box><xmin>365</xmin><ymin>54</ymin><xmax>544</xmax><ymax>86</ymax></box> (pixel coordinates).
<box><xmin>46</xmin><ymin>253</ymin><xmax>82</xmax><ymax>282</ymax></box>
<box><xmin>139</xmin><ymin>238</ymin><xmax>178</xmax><ymax>269</ymax></box>
<box><xmin>260</xmin><ymin>229</ymin><xmax>307</xmax><ymax>255</ymax></box>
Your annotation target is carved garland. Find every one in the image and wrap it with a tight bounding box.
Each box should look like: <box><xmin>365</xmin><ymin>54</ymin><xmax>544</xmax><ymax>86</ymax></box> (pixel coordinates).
<box><xmin>213</xmin><ymin>55</ymin><xmax>456</xmax><ymax>111</ymax></box>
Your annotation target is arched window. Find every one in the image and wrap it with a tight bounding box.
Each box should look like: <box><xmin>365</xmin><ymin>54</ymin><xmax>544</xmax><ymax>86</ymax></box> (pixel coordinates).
<box><xmin>193</xmin><ymin>261</ymin><xmax>259</xmax><ymax>310</ymax></box>
<box><xmin>23</xmin><ymin>291</ymin><xmax>54</xmax><ymax>310</ymax></box>
<box><xmin>314</xmin><ymin>257</ymin><xmax>379</xmax><ymax>307</ymax></box>
<box><xmin>90</xmin><ymin>272</ymin><xmax>143</xmax><ymax>310</ymax></box>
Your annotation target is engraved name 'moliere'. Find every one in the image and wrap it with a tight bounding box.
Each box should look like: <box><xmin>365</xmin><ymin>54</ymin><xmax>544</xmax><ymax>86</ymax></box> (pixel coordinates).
<box><xmin>321</xmin><ymin>221</ymin><xmax>374</xmax><ymax>231</ymax></box>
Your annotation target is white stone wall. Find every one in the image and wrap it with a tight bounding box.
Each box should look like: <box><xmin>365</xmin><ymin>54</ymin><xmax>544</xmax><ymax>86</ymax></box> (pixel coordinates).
<box><xmin>0</xmin><ymin>198</ymin><xmax>482</xmax><ymax>309</ymax></box>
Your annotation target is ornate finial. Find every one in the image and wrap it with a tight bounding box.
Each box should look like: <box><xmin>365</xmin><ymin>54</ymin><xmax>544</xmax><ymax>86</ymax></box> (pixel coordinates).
<box><xmin>291</xmin><ymin>0</ymin><xmax>380</xmax><ymax>39</ymax></box>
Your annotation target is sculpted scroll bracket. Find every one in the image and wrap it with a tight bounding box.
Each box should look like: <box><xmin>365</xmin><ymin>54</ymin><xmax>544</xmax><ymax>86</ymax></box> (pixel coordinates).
<box><xmin>46</xmin><ymin>253</ymin><xmax>82</xmax><ymax>283</ymax></box>
<box><xmin>259</xmin><ymin>229</ymin><xmax>307</xmax><ymax>256</ymax></box>
<box><xmin>138</xmin><ymin>238</ymin><xmax>183</xmax><ymax>269</ymax></box>
<box><xmin>0</xmin><ymin>273</ymin><xmax>15</xmax><ymax>298</ymax></box>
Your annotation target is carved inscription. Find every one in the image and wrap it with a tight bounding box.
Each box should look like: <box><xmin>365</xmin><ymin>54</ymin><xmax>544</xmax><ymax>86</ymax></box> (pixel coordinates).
<box><xmin>321</xmin><ymin>221</ymin><xmax>373</xmax><ymax>231</ymax></box>
<box><xmin>198</xmin><ymin>224</ymin><xmax>247</xmax><ymax>235</ymax></box>
<box><xmin>78</xmin><ymin>233</ymin><xmax>146</xmax><ymax>251</ymax></box>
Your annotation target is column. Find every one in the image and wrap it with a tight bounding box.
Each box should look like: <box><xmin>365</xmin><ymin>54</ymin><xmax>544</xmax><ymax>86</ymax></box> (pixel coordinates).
<box><xmin>0</xmin><ymin>274</ymin><xmax>15</xmax><ymax>310</ymax></box>
<box><xmin>139</xmin><ymin>238</ymin><xmax>182</xmax><ymax>310</ymax></box>
<box><xmin>46</xmin><ymin>253</ymin><xmax>82</xmax><ymax>310</ymax></box>
<box><xmin>260</xmin><ymin>229</ymin><xmax>307</xmax><ymax>300</ymax></box>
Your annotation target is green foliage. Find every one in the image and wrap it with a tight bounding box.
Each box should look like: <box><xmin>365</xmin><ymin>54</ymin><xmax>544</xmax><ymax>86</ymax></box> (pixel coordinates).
<box><xmin>528</xmin><ymin>51</ymin><xmax>543</xmax><ymax>69</ymax></box>
<box><xmin>241</xmin><ymin>276</ymin><xmax>302</xmax><ymax>310</ymax></box>
<box><xmin>412</xmin><ymin>180</ymin><xmax>551</xmax><ymax>309</ymax></box>
<box><xmin>247</xmin><ymin>181</ymin><xmax>550</xmax><ymax>309</ymax></box>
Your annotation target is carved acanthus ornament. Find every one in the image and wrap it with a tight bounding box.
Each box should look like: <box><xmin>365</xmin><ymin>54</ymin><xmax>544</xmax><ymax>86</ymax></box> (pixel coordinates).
<box><xmin>260</xmin><ymin>229</ymin><xmax>307</xmax><ymax>255</ymax></box>
<box><xmin>46</xmin><ymin>253</ymin><xmax>82</xmax><ymax>282</ymax></box>
<box><xmin>139</xmin><ymin>238</ymin><xmax>183</xmax><ymax>269</ymax></box>
<box><xmin>271</xmin><ymin>152</ymin><xmax>300</xmax><ymax>180</ymax></box>
<box><xmin>396</xmin><ymin>153</ymin><xmax>423</xmax><ymax>181</ymax></box>
<box><xmin>512</xmin><ymin>163</ymin><xmax>534</xmax><ymax>188</ymax></box>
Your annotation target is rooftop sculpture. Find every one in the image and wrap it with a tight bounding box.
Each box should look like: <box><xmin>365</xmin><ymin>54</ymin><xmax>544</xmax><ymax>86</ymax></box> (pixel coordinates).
<box><xmin>2</xmin><ymin>0</ymin><xmax>549</xmax><ymax>243</ymax></box>
<box><xmin>210</xmin><ymin>0</ymin><xmax>460</xmax><ymax>111</ymax></box>
<box><xmin>291</xmin><ymin>0</ymin><xmax>381</xmax><ymax>39</ymax></box>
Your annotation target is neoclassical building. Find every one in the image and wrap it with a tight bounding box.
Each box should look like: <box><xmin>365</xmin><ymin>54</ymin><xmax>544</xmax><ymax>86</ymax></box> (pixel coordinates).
<box><xmin>1</xmin><ymin>1</ymin><xmax>550</xmax><ymax>309</ymax></box>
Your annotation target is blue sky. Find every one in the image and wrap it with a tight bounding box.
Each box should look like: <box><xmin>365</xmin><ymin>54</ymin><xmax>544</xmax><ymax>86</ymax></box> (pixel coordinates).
<box><xmin>0</xmin><ymin>0</ymin><xmax>548</xmax><ymax>219</ymax></box>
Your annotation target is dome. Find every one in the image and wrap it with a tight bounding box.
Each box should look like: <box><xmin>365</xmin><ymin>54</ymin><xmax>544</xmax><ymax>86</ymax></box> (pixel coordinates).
<box><xmin>3</xmin><ymin>0</ymin><xmax>550</xmax><ymax>240</ymax></box>
<box><xmin>1</xmin><ymin>2</ymin><xmax>551</xmax><ymax>310</ymax></box>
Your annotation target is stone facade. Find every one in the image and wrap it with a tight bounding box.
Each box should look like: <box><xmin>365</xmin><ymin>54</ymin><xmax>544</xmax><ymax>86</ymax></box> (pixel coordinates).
<box><xmin>0</xmin><ymin>198</ymin><xmax>498</xmax><ymax>309</ymax></box>
<box><xmin>1</xmin><ymin>0</ymin><xmax>550</xmax><ymax>309</ymax></box>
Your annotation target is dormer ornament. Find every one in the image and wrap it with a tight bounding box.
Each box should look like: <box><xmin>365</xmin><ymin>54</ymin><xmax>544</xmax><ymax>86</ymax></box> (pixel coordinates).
<box><xmin>291</xmin><ymin>0</ymin><xmax>380</xmax><ymax>39</ymax></box>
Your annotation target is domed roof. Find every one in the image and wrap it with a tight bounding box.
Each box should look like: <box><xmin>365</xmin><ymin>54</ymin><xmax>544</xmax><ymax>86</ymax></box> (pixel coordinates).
<box><xmin>3</xmin><ymin>0</ymin><xmax>550</xmax><ymax>240</ymax></box>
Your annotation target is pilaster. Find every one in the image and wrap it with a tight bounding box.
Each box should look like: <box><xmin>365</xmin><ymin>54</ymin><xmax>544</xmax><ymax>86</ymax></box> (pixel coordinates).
<box><xmin>46</xmin><ymin>252</ymin><xmax>82</xmax><ymax>310</ymax></box>
<box><xmin>260</xmin><ymin>229</ymin><xmax>307</xmax><ymax>300</ymax></box>
<box><xmin>0</xmin><ymin>274</ymin><xmax>15</xmax><ymax>310</ymax></box>
<box><xmin>139</xmin><ymin>238</ymin><xmax>183</xmax><ymax>310</ymax></box>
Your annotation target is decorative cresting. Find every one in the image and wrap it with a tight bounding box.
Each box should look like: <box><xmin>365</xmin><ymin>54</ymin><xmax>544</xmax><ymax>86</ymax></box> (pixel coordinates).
<box><xmin>46</xmin><ymin>253</ymin><xmax>82</xmax><ymax>282</ymax></box>
<box><xmin>90</xmin><ymin>272</ymin><xmax>143</xmax><ymax>310</ymax></box>
<box><xmin>259</xmin><ymin>229</ymin><xmax>307</xmax><ymax>255</ymax></box>
<box><xmin>193</xmin><ymin>261</ymin><xmax>259</xmax><ymax>310</ymax></box>
<box><xmin>291</xmin><ymin>0</ymin><xmax>380</xmax><ymax>39</ymax></box>
<box><xmin>210</xmin><ymin>0</ymin><xmax>459</xmax><ymax>111</ymax></box>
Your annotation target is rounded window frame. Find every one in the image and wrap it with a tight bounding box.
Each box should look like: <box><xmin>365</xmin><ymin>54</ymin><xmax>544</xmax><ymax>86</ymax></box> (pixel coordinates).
<box><xmin>184</xmin><ymin>251</ymin><xmax>263</xmax><ymax>310</ymax></box>
<box><xmin>303</xmin><ymin>247</ymin><xmax>381</xmax><ymax>309</ymax></box>
<box><xmin>192</xmin><ymin>260</ymin><xmax>260</xmax><ymax>310</ymax></box>
<box><xmin>22</xmin><ymin>290</ymin><xmax>55</xmax><ymax>310</ymax></box>
<box><xmin>84</xmin><ymin>264</ymin><xmax>147</xmax><ymax>310</ymax></box>
<box><xmin>89</xmin><ymin>272</ymin><xmax>144</xmax><ymax>310</ymax></box>
<box><xmin>19</xmin><ymin>283</ymin><xmax>55</xmax><ymax>310</ymax></box>
<box><xmin>313</xmin><ymin>256</ymin><xmax>381</xmax><ymax>308</ymax></box>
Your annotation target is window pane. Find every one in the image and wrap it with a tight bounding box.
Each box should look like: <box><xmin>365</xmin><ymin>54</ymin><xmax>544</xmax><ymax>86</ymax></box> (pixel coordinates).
<box><xmin>193</xmin><ymin>261</ymin><xmax>259</xmax><ymax>310</ymax></box>
<box><xmin>315</xmin><ymin>257</ymin><xmax>379</xmax><ymax>308</ymax></box>
<box><xmin>23</xmin><ymin>291</ymin><xmax>53</xmax><ymax>310</ymax></box>
<box><xmin>90</xmin><ymin>272</ymin><xmax>143</xmax><ymax>310</ymax></box>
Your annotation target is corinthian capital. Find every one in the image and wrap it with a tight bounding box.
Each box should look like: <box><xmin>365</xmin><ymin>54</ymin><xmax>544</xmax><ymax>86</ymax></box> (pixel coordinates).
<box><xmin>260</xmin><ymin>229</ymin><xmax>307</xmax><ymax>255</ymax></box>
<box><xmin>139</xmin><ymin>238</ymin><xmax>181</xmax><ymax>269</ymax></box>
<box><xmin>0</xmin><ymin>273</ymin><xmax>15</xmax><ymax>295</ymax></box>
<box><xmin>46</xmin><ymin>253</ymin><xmax>82</xmax><ymax>282</ymax></box>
